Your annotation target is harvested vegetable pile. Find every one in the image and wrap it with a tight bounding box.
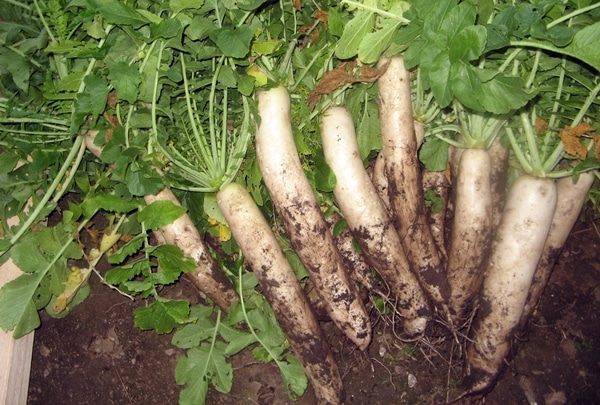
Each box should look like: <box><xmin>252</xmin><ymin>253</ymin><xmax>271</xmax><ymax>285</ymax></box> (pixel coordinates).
<box><xmin>1</xmin><ymin>1</ymin><xmax>600</xmax><ymax>404</ymax></box>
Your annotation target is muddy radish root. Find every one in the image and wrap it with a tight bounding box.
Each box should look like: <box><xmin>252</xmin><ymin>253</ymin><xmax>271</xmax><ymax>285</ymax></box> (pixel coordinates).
<box><xmin>447</xmin><ymin>149</ymin><xmax>493</xmax><ymax>322</ymax></box>
<box><xmin>321</xmin><ymin>106</ymin><xmax>430</xmax><ymax>336</ymax></box>
<box><xmin>217</xmin><ymin>182</ymin><xmax>344</xmax><ymax>405</ymax></box>
<box><xmin>377</xmin><ymin>56</ymin><xmax>451</xmax><ymax>312</ymax></box>
<box><xmin>255</xmin><ymin>86</ymin><xmax>371</xmax><ymax>350</ymax></box>
<box><xmin>143</xmin><ymin>188</ymin><xmax>239</xmax><ymax>311</ymax></box>
<box><xmin>464</xmin><ymin>174</ymin><xmax>557</xmax><ymax>395</ymax></box>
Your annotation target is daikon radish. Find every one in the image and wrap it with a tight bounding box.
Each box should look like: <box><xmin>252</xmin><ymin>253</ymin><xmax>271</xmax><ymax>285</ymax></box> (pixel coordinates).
<box><xmin>446</xmin><ymin>149</ymin><xmax>492</xmax><ymax>321</ymax></box>
<box><xmin>255</xmin><ymin>86</ymin><xmax>371</xmax><ymax>350</ymax></box>
<box><xmin>377</xmin><ymin>56</ymin><xmax>451</xmax><ymax>311</ymax></box>
<box><xmin>217</xmin><ymin>182</ymin><xmax>344</xmax><ymax>405</ymax></box>
<box><xmin>464</xmin><ymin>174</ymin><xmax>557</xmax><ymax>395</ymax></box>
<box><xmin>321</xmin><ymin>106</ymin><xmax>430</xmax><ymax>336</ymax></box>
<box><xmin>518</xmin><ymin>171</ymin><xmax>595</xmax><ymax>330</ymax></box>
<box><xmin>84</xmin><ymin>131</ymin><xmax>238</xmax><ymax>311</ymax></box>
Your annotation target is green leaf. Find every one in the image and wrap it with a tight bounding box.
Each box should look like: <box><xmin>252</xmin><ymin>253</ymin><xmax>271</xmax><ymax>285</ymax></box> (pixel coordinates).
<box><xmin>221</xmin><ymin>325</ymin><xmax>257</xmax><ymax>356</ymax></box>
<box><xmin>419</xmin><ymin>136</ymin><xmax>449</xmax><ymax>171</ymax></box>
<box><xmin>172</xmin><ymin>318</ymin><xmax>217</xmax><ymax>349</ymax></box>
<box><xmin>356</xmin><ymin>104</ymin><xmax>381</xmax><ymax>161</ymax></box>
<box><xmin>176</xmin><ymin>342</ymin><xmax>232</xmax><ymax>404</ymax></box>
<box><xmin>212</xmin><ymin>26</ymin><xmax>253</xmax><ymax>58</ymax></box>
<box><xmin>357</xmin><ymin>17</ymin><xmax>401</xmax><ymax>64</ymax></box>
<box><xmin>335</xmin><ymin>9</ymin><xmax>375</xmax><ymax>60</ymax></box>
<box><xmin>564</xmin><ymin>21</ymin><xmax>600</xmax><ymax>71</ymax></box>
<box><xmin>108</xmin><ymin>234</ymin><xmax>146</xmax><ymax>265</ymax></box>
<box><xmin>475</xmin><ymin>69</ymin><xmax>535</xmax><ymax>114</ymax></box>
<box><xmin>150</xmin><ymin>18</ymin><xmax>183</xmax><ymax>41</ymax></box>
<box><xmin>0</xmin><ymin>272</ymin><xmax>43</xmax><ymax>337</ymax></box>
<box><xmin>328</xmin><ymin>7</ymin><xmax>344</xmax><ymax>37</ymax></box>
<box><xmin>99</xmin><ymin>0</ymin><xmax>150</xmax><ymax>28</ymax></box>
<box><xmin>80</xmin><ymin>194</ymin><xmax>139</xmax><ymax>218</ymax></box>
<box><xmin>109</xmin><ymin>62</ymin><xmax>141</xmax><ymax>104</ymax></box>
<box><xmin>285</xmin><ymin>250</ymin><xmax>308</xmax><ymax>280</ymax></box>
<box><xmin>138</xmin><ymin>199</ymin><xmax>187</xmax><ymax>230</ymax></box>
<box><xmin>237</xmin><ymin>0</ymin><xmax>269</xmax><ymax>11</ymax></box>
<box><xmin>149</xmin><ymin>245</ymin><xmax>196</xmax><ymax>284</ymax></box>
<box><xmin>449</xmin><ymin>25</ymin><xmax>487</xmax><ymax>62</ymax></box>
<box><xmin>279</xmin><ymin>353</ymin><xmax>308</xmax><ymax>400</ymax></box>
<box><xmin>104</xmin><ymin>260</ymin><xmax>149</xmax><ymax>285</ymax></box>
<box><xmin>450</xmin><ymin>62</ymin><xmax>482</xmax><ymax>111</ymax></box>
<box><xmin>0</xmin><ymin>48</ymin><xmax>30</xmax><ymax>92</ymax></box>
<box><xmin>429</xmin><ymin>52</ymin><xmax>453</xmax><ymax>108</ymax></box>
<box><xmin>11</xmin><ymin>233</ymin><xmax>50</xmax><ymax>274</ymax></box>
<box><xmin>170</xmin><ymin>0</ymin><xmax>205</xmax><ymax>13</ymax></box>
<box><xmin>134</xmin><ymin>299</ymin><xmax>193</xmax><ymax>334</ymax></box>
<box><xmin>313</xmin><ymin>151</ymin><xmax>336</xmax><ymax>193</ymax></box>
<box><xmin>124</xmin><ymin>162</ymin><xmax>164</xmax><ymax>196</ymax></box>
<box><xmin>76</xmin><ymin>75</ymin><xmax>109</xmax><ymax>119</ymax></box>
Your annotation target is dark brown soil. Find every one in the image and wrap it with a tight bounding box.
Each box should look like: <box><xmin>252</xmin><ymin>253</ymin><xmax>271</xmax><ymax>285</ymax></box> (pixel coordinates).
<box><xmin>27</xmin><ymin>213</ymin><xmax>600</xmax><ymax>405</ymax></box>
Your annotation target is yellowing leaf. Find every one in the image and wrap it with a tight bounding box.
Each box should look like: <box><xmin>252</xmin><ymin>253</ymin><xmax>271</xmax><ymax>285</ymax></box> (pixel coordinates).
<box><xmin>53</xmin><ymin>266</ymin><xmax>93</xmax><ymax>314</ymax></box>
<box><xmin>207</xmin><ymin>217</ymin><xmax>231</xmax><ymax>242</ymax></box>
<box><xmin>100</xmin><ymin>232</ymin><xmax>122</xmax><ymax>253</ymax></box>
<box><xmin>247</xmin><ymin>64</ymin><xmax>268</xmax><ymax>87</ymax></box>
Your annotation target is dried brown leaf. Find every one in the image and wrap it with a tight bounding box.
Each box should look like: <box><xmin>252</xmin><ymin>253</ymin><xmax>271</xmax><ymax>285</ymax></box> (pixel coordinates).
<box><xmin>535</xmin><ymin>118</ymin><xmax>548</xmax><ymax>133</ymax></box>
<box><xmin>308</xmin><ymin>61</ymin><xmax>389</xmax><ymax>110</ymax></box>
<box><xmin>558</xmin><ymin>123</ymin><xmax>595</xmax><ymax>159</ymax></box>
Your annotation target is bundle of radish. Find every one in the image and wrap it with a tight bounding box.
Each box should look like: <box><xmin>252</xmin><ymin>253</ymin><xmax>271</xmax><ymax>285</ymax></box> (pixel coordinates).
<box><xmin>463</xmin><ymin>104</ymin><xmax>599</xmax><ymax>394</ymax></box>
<box><xmin>255</xmin><ymin>86</ymin><xmax>372</xmax><ymax>350</ymax></box>
<box><xmin>320</xmin><ymin>105</ymin><xmax>430</xmax><ymax>336</ymax></box>
<box><xmin>217</xmin><ymin>182</ymin><xmax>344</xmax><ymax>405</ymax></box>
<box><xmin>377</xmin><ymin>56</ymin><xmax>451</xmax><ymax>313</ymax></box>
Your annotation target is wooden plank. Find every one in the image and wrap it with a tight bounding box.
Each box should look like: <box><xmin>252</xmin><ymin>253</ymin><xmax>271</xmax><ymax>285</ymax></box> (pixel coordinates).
<box><xmin>0</xmin><ymin>256</ymin><xmax>34</xmax><ymax>405</ymax></box>
<box><xmin>1</xmin><ymin>203</ymin><xmax>35</xmax><ymax>405</ymax></box>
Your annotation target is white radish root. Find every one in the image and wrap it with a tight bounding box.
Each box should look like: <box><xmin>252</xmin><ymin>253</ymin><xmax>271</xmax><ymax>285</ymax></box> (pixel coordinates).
<box><xmin>321</xmin><ymin>106</ymin><xmax>430</xmax><ymax>336</ymax></box>
<box><xmin>464</xmin><ymin>174</ymin><xmax>557</xmax><ymax>395</ymax></box>
<box><xmin>518</xmin><ymin>171</ymin><xmax>596</xmax><ymax>330</ymax></box>
<box><xmin>217</xmin><ymin>182</ymin><xmax>344</xmax><ymax>405</ymax></box>
<box><xmin>446</xmin><ymin>148</ymin><xmax>493</xmax><ymax>322</ymax></box>
<box><xmin>377</xmin><ymin>56</ymin><xmax>451</xmax><ymax>312</ymax></box>
<box><xmin>255</xmin><ymin>86</ymin><xmax>371</xmax><ymax>350</ymax></box>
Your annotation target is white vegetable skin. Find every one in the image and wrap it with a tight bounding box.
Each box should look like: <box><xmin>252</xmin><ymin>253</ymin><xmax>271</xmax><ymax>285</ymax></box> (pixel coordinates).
<box><xmin>321</xmin><ymin>106</ymin><xmax>430</xmax><ymax>336</ymax></box>
<box><xmin>447</xmin><ymin>149</ymin><xmax>492</xmax><ymax>321</ymax></box>
<box><xmin>465</xmin><ymin>174</ymin><xmax>557</xmax><ymax>394</ymax></box>
<box><xmin>518</xmin><ymin>171</ymin><xmax>595</xmax><ymax>330</ymax></box>
<box><xmin>255</xmin><ymin>86</ymin><xmax>371</xmax><ymax>350</ymax></box>
<box><xmin>217</xmin><ymin>182</ymin><xmax>344</xmax><ymax>405</ymax></box>
<box><xmin>84</xmin><ymin>131</ymin><xmax>238</xmax><ymax>311</ymax></box>
<box><xmin>377</xmin><ymin>56</ymin><xmax>451</xmax><ymax>310</ymax></box>
<box><xmin>143</xmin><ymin>188</ymin><xmax>239</xmax><ymax>310</ymax></box>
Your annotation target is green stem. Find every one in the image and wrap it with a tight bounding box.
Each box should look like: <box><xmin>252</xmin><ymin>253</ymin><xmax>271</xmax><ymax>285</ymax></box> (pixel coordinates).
<box><xmin>505</xmin><ymin>126</ymin><xmax>534</xmax><ymax>174</ymax></box>
<box><xmin>546</xmin><ymin>2</ymin><xmax>600</xmax><ymax>29</ymax></box>
<box><xmin>236</xmin><ymin>263</ymin><xmax>287</xmax><ymax>373</ymax></box>
<box><xmin>340</xmin><ymin>0</ymin><xmax>410</xmax><ymax>23</ymax></box>
<box><xmin>52</xmin><ymin>135</ymin><xmax>87</xmax><ymax>204</ymax></box>
<box><xmin>3</xmin><ymin>135</ymin><xmax>85</xmax><ymax>256</ymax></box>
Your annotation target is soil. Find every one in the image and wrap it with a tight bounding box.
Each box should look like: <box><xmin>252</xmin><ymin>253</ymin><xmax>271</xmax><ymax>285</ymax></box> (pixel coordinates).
<box><xmin>27</xmin><ymin>210</ymin><xmax>600</xmax><ymax>405</ymax></box>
